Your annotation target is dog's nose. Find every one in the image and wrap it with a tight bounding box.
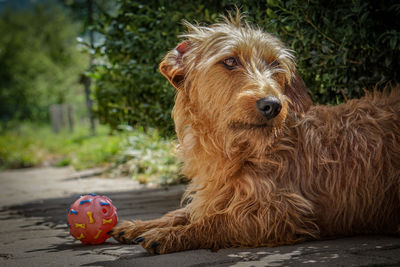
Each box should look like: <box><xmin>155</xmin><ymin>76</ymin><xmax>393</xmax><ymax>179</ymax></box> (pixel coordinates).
<box><xmin>256</xmin><ymin>96</ymin><xmax>282</xmax><ymax>120</ymax></box>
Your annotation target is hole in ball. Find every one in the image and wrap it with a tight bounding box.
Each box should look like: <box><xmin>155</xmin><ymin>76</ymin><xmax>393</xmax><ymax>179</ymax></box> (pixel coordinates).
<box><xmin>102</xmin><ymin>208</ymin><xmax>107</xmax><ymax>213</ymax></box>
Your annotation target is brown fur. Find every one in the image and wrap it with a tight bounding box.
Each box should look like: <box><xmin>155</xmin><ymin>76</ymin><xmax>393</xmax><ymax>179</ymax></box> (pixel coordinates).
<box><xmin>112</xmin><ymin>13</ymin><xmax>400</xmax><ymax>254</ymax></box>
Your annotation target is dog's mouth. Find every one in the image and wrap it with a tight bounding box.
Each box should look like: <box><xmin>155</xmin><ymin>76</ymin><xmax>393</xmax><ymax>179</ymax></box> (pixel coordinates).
<box><xmin>228</xmin><ymin>121</ymin><xmax>271</xmax><ymax>130</ymax></box>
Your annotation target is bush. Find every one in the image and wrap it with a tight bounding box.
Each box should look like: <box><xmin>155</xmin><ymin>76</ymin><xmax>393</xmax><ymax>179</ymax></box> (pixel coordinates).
<box><xmin>93</xmin><ymin>0</ymin><xmax>226</xmax><ymax>135</ymax></box>
<box><xmin>93</xmin><ymin>0</ymin><xmax>400</xmax><ymax>135</ymax></box>
<box><xmin>112</xmin><ymin>126</ymin><xmax>183</xmax><ymax>185</ymax></box>
<box><xmin>261</xmin><ymin>0</ymin><xmax>400</xmax><ymax>104</ymax></box>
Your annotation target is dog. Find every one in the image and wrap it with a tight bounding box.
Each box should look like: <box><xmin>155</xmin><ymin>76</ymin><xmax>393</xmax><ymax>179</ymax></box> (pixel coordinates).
<box><xmin>111</xmin><ymin>12</ymin><xmax>400</xmax><ymax>254</ymax></box>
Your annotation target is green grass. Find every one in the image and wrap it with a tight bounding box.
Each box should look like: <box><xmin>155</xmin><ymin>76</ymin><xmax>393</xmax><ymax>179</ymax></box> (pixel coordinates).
<box><xmin>0</xmin><ymin>130</ymin><xmax>44</xmax><ymax>168</ymax></box>
<box><xmin>0</xmin><ymin>123</ymin><xmax>123</xmax><ymax>170</ymax></box>
<box><xmin>0</xmin><ymin>123</ymin><xmax>182</xmax><ymax>185</ymax></box>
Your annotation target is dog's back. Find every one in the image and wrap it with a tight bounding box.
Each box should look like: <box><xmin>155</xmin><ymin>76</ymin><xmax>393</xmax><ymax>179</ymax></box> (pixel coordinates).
<box><xmin>290</xmin><ymin>89</ymin><xmax>400</xmax><ymax>236</ymax></box>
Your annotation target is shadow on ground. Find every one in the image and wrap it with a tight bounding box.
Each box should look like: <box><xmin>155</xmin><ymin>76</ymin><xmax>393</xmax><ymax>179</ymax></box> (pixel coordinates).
<box><xmin>3</xmin><ymin>186</ymin><xmax>184</xmax><ymax>229</ymax></box>
<box><xmin>2</xmin><ymin>185</ymin><xmax>400</xmax><ymax>267</ymax></box>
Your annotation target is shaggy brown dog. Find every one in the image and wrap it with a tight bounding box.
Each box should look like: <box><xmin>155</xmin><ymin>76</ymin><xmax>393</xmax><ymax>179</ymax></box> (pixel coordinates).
<box><xmin>112</xmin><ymin>13</ymin><xmax>400</xmax><ymax>254</ymax></box>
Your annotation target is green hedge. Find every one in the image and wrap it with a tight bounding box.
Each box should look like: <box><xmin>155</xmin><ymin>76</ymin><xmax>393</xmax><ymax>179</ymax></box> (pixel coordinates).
<box><xmin>93</xmin><ymin>0</ymin><xmax>400</xmax><ymax>135</ymax></box>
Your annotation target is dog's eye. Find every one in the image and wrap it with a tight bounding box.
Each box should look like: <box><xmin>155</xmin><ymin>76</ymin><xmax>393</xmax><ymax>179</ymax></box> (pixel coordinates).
<box><xmin>222</xmin><ymin>57</ymin><xmax>238</xmax><ymax>70</ymax></box>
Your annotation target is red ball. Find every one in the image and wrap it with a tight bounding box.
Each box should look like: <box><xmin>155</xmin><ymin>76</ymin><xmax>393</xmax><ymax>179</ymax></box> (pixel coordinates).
<box><xmin>67</xmin><ymin>194</ymin><xmax>118</xmax><ymax>244</ymax></box>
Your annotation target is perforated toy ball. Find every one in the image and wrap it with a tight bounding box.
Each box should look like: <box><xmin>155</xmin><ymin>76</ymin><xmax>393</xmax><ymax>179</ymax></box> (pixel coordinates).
<box><xmin>67</xmin><ymin>194</ymin><xmax>118</xmax><ymax>244</ymax></box>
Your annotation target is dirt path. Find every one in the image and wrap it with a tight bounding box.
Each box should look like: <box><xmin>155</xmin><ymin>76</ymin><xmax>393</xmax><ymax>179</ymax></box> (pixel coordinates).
<box><xmin>1</xmin><ymin>167</ymin><xmax>399</xmax><ymax>266</ymax></box>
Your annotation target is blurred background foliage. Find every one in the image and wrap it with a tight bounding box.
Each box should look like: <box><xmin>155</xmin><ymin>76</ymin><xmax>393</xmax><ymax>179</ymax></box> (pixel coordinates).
<box><xmin>0</xmin><ymin>2</ymin><xmax>87</xmax><ymax>125</ymax></box>
<box><xmin>93</xmin><ymin>0</ymin><xmax>400</xmax><ymax>135</ymax></box>
<box><xmin>0</xmin><ymin>0</ymin><xmax>399</xmax><ymax>184</ymax></box>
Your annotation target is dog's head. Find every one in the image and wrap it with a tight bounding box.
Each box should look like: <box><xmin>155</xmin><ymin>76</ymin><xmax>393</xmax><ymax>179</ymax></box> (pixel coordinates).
<box><xmin>160</xmin><ymin>13</ymin><xmax>311</xmax><ymax>144</ymax></box>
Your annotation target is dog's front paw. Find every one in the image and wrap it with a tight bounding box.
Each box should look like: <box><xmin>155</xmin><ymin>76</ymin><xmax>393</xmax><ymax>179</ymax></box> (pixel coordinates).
<box><xmin>135</xmin><ymin>227</ymin><xmax>182</xmax><ymax>254</ymax></box>
<box><xmin>110</xmin><ymin>220</ymin><xmax>147</xmax><ymax>244</ymax></box>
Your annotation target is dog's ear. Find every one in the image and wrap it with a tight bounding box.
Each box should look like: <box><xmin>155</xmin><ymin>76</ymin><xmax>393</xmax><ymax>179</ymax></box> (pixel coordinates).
<box><xmin>284</xmin><ymin>71</ymin><xmax>312</xmax><ymax>114</ymax></box>
<box><xmin>159</xmin><ymin>41</ymin><xmax>190</xmax><ymax>89</ymax></box>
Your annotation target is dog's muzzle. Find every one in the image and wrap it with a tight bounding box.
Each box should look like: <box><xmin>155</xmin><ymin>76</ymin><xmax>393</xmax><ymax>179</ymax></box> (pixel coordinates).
<box><xmin>256</xmin><ymin>96</ymin><xmax>282</xmax><ymax>120</ymax></box>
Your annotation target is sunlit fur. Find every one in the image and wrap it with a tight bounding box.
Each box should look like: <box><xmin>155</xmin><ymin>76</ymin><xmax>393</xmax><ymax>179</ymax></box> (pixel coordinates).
<box><xmin>112</xmin><ymin>13</ymin><xmax>400</xmax><ymax>254</ymax></box>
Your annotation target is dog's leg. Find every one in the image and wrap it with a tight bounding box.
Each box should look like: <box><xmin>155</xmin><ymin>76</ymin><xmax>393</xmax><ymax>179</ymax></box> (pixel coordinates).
<box><xmin>134</xmin><ymin>215</ymin><xmax>227</xmax><ymax>254</ymax></box>
<box><xmin>136</xmin><ymin>192</ymin><xmax>319</xmax><ymax>254</ymax></box>
<box><xmin>111</xmin><ymin>208</ymin><xmax>189</xmax><ymax>244</ymax></box>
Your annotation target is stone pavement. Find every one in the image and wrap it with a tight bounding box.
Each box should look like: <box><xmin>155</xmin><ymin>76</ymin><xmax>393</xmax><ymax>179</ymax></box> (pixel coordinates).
<box><xmin>0</xmin><ymin>167</ymin><xmax>399</xmax><ymax>266</ymax></box>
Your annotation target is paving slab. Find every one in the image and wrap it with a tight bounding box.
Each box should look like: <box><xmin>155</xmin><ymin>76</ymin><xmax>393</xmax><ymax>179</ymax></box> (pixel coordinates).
<box><xmin>0</xmin><ymin>167</ymin><xmax>399</xmax><ymax>266</ymax></box>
